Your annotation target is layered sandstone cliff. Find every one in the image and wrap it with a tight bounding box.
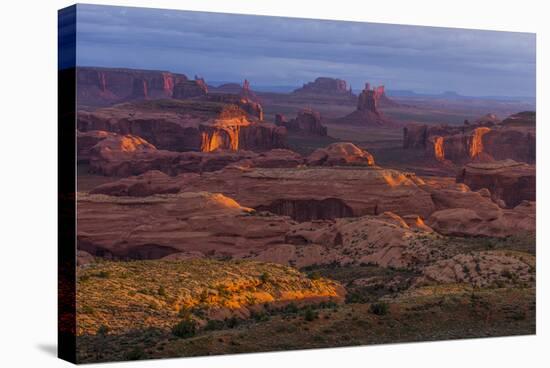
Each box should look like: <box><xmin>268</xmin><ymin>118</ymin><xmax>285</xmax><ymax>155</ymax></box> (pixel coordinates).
<box><xmin>456</xmin><ymin>160</ymin><xmax>535</xmax><ymax>207</ymax></box>
<box><xmin>77</xmin><ymin>67</ymin><xmax>188</xmax><ymax>106</ymax></box>
<box><xmin>403</xmin><ymin>112</ymin><xmax>535</xmax><ymax>164</ymax></box>
<box><xmin>77</xmin><ymin>99</ymin><xmax>283</xmax><ymax>153</ymax></box>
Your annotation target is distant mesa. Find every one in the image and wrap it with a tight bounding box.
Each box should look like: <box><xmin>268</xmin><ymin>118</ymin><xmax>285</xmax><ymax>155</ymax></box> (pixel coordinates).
<box><xmin>275</xmin><ymin>109</ymin><xmax>327</xmax><ymax>136</ymax></box>
<box><xmin>293</xmin><ymin>77</ymin><xmax>353</xmax><ymax>96</ymax></box>
<box><xmin>337</xmin><ymin>82</ymin><xmax>397</xmax><ymax>127</ymax></box>
<box><xmin>77</xmin><ymin>67</ymin><xmax>188</xmax><ymax>105</ymax></box>
<box><xmin>210</xmin><ymin>79</ymin><xmax>261</xmax><ymax>103</ymax></box>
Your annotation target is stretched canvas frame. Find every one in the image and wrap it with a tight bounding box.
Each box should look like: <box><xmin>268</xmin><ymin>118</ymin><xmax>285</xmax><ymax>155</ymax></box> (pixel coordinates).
<box><xmin>58</xmin><ymin>4</ymin><xmax>536</xmax><ymax>364</ymax></box>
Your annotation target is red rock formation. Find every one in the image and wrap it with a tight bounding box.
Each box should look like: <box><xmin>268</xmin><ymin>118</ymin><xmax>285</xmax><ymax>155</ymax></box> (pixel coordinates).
<box><xmin>77</xmin><ymin>99</ymin><xmax>281</xmax><ymax>152</ymax></box>
<box><xmin>83</xmin><ymin>132</ymin><xmax>299</xmax><ymax>176</ymax></box>
<box><xmin>205</xmin><ymin>93</ymin><xmax>264</xmax><ymax>120</ymax></box>
<box><xmin>338</xmin><ymin>83</ymin><xmax>396</xmax><ymax>127</ymax></box>
<box><xmin>423</xmin><ymin>184</ymin><xmax>535</xmax><ymax>237</ymax></box>
<box><xmin>77</xmin><ymin>67</ymin><xmax>187</xmax><ymax>105</ymax></box>
<box><xmin>456</xmin><ymin>160</ymin><xmax>535</xmax><ymax>207</ymax></box>
<box><xmin>172</xmin><ymin>78</ymin><xmax>208</xmax><ymax>99</ymax></box>
<box><xmin>404</xmin><ymin>112</ymin><xmax>535</xmax><ymax>164</ymax></box>
<box><xmin>293</xmin><ymin>77</ymin><xmax>353</xmax><ymax>96</ymax></box>
<box><xmin>77</xmin><ymin>130</ymin><xmax>114</xmax><ymax>163</ymax></box>
<box><xmin>307</xmin><ymin>142</ymin><xmax>375</xmax><ymax>166</ymax></box>
<box><xmin>275</xmin><ymin>109</ymin><xmax>327</xmax><ymax>136</ymax></box>
<box><xmin>374</xmin><ymin>85</ymin><xmax>400</xmax><ymax>107</ymax></box>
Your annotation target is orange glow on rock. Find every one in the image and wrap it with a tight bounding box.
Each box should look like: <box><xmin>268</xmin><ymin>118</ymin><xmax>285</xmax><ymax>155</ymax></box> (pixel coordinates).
<box><xmin>433</xmin><ymin>136</ymin><xmax>445</xmax><ymax>161</ymax></box>
<box><xmin>469</xmin><ymin>127</ymin><xmax>491</xmax><ymax>158</ymax></box>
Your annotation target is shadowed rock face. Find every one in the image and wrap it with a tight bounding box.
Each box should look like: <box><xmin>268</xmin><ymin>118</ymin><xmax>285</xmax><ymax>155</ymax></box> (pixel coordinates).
<box><xmin>275</xmin><ymin>109</ymin><xmax>327</xmax><ymax>136</ymax></box>
<box><xmin>77</xmin><ymin>67</ymin><xmax>188</xmax><ymax>106</ymax></box>
<box><xmin>403</xmin><ymin>112</ymin><xmax>535</xmax><ymax>164</ymax></box>
<box><xmin>293</xmin><ymin>77</ymin><xmax>353</xmax><ymax>96</ymax></box>
<box><xmin>456</xmin><ymin>160</ymin><xmax>536</xmax><ymax>207</ymax></box>
<box><xmin>256</xmin><ymin>198</ymin><xmax>354</xmax><ymax>222</ymax></box>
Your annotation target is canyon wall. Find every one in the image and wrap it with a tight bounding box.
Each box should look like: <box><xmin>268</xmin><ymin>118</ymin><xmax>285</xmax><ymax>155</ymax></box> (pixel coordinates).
<box><xmin>77</xmin><ymin>67</ymin><xmax>188</xmax><ymax>105</ymax></box>
<box><xmin>403</xmin><ymin>112</ymin><xmax>536</xmax><ymax>164</ymax></box>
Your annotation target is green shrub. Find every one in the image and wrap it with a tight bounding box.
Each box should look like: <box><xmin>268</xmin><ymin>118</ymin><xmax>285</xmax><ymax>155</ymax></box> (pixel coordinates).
<box><xmin>204</xmin><ymin>319</ymin><xmax>226</xmax><ymax>331</ymax></box>
<box><xmin>123</xmin><ymin>346</ymin><xmax>145</xmax><ymax>360</ymax></box>
<box><xmin>158</xmin><ymin>285</ymin><xmax>167</xmax><ymax>297</ymax></box>
<box><xmin>308</xmin><ymin>271</ymin><xmax>322</xmax><ymax>280</ymax></box>
<box><xmin>96</xmin><ymin>325</ymin><xmax>109</xmax><ymax>337</ymax></box>
<box><xmin>260</xmin><ymin>272</ymin><xmax>271</xmax><ymax>284</ymax></box>
<box><xmin>171</xmin><ymin>318</ymin><xmax>197</xmax><ymax>338</ymax></box>
<box><xmin>303</xmin><ymin>307</ymin><xmax>319</xmax><ymax>322</ymax></box>
<box><xmin>369</xmin><ymin>302</ymin><xmax>389</xmax><ymax>316</ymax></box>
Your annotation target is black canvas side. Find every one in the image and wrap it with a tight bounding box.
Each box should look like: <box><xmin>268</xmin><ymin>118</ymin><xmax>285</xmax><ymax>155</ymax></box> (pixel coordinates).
<box><xmin>58</xmin><ymin>4</ymin><xmax>77</xmax><ymax>364</ymax></box>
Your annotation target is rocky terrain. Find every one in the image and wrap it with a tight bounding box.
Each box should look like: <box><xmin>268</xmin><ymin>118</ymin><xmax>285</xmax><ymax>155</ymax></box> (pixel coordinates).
<box><xmin>403</xmin><ymin>111</ymin><xmax>536</xmax><ymax>164</ymax></box>
<box><xmin>77</xmin><ymin>99</ymin><xmax>283</xmax><ymax>152</ymax></box>
<box><xmin>74</xmin><ymin>66</ymin><xmax>536</xmax><ymax>363</ymax></box>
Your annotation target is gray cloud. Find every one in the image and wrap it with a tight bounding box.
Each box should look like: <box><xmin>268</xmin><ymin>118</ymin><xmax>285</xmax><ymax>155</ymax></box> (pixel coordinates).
<box><xmin>75</xmin><ymin>4</ymin><xmax>535</xmax><ymax>97</ymax></box>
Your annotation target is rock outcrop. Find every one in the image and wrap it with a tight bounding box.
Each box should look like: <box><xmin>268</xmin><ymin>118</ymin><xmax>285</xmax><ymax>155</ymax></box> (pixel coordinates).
<box><xmin>456</xmin><ymin>160</ymin><xmax>535</xmax><ymax>207</ymax></box>
<box><xmin>172</xmin><ymin>78</ymin><xmax>208</xmax><ymax>99</ymax></box>
<box><xmin>275</xmin><ymin>109</ymin><xmax>327</xmax><ymax>136</ymax></box>
<box><xmin>403</xmin><ymin>112</ymin><xmax>535</xmax><ymax>164</ymax></box>
<box><xmin>77</xmin><ymin>67</ymin><xmax>188</xmax><ymax>106</ymax></box>
<box><xmin>84</xmin><ymin>132</ymin><xmax>298</xmax><ymax>177</ymax></box>
<box><xmin>424</xmin><ymin>184</ymin><xmax>535</xmax><ymax>237</ymax></box>
<box><xmin>76</xmin><ymin>130</ymin><xmax>115</xmax><ymax>163</ymax></box>
<box><xmin>154</xmin><ymin>166</ymin><xmax>436</xmax><ymax>220</ymax></box>
<box><xmin>77</xmin><ymin>99</ymin><xmax>282</xmax><ymax>152</ymax></box>
<box><xmin>307</xmin><ymin>142</ymin><xmax>375</xmax><ymax>166</ymax></box>
<box><xmin>338</xmin><ymin>83</ymin><xmax>396</xmax><ymax>127</ymax></box>
<box><xmin>293</xmin><ymin>77</ymin><xmax>353</xmax><ymax>96</ymax></box>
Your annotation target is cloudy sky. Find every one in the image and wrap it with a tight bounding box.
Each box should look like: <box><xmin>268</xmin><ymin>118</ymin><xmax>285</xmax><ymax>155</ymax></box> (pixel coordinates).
<box><xmin>75</xmin><ymin>4</ymin><xmax>535</xmax><ymax>97</ymax></box>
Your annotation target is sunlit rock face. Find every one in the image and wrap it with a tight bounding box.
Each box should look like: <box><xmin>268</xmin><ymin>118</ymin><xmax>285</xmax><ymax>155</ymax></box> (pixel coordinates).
<box><xmin>404</xmin><ymin>112</ymin><xmax>536</xmax><ymax>165</ymax></box>
<box><xmin>77</xmin><ymin>99</ymin><xmax>285</xmax><ymax>153</ymax></box>
<box><xmin>426</xmin><ymin>127</ymin><xmax>491</xmax><ymax>163</ymax></box>
<box><xmin>77</xmin><ymin>67</ymin><xmax>188</xmax><ymax>105</ymax></box>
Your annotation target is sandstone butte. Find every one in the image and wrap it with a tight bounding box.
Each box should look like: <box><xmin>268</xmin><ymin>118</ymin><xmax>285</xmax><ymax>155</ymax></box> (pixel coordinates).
<box><xmin>77</xmin><ymin>99</ymin><xmax>284</xmax><ymax>153</ymax></box>
<box><xmin>338</xmin><ymin>82</ymin><xmax>397</xmax><ymax>127</ymax></box>
<box><xmin>76</xmin><ymin>258</ymin><xmax>346</xmax><ymax>335</ymax></box>
<box><xmin>292</xmin><ymin>77</ymin><xmax>353</xmax><ymax>96</ymax></box>
<box><xmin>403</xmin><ymin>111</ymin><xmax>535</xmax><ymax>164</ymax></box>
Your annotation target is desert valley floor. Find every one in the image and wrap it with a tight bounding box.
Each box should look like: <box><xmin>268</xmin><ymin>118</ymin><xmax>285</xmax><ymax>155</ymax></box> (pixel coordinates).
<box><xmin>69</xmin><ymin>68</ymin><xmax>536</xmax><ymax>362</ymax></box>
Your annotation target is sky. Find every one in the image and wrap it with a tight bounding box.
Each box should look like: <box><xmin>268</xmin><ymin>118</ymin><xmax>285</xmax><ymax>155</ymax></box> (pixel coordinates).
<box><xmin>75</xmin><ymin>4</ymin><xmax>536</xmax><ymax>97</ymax></box>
